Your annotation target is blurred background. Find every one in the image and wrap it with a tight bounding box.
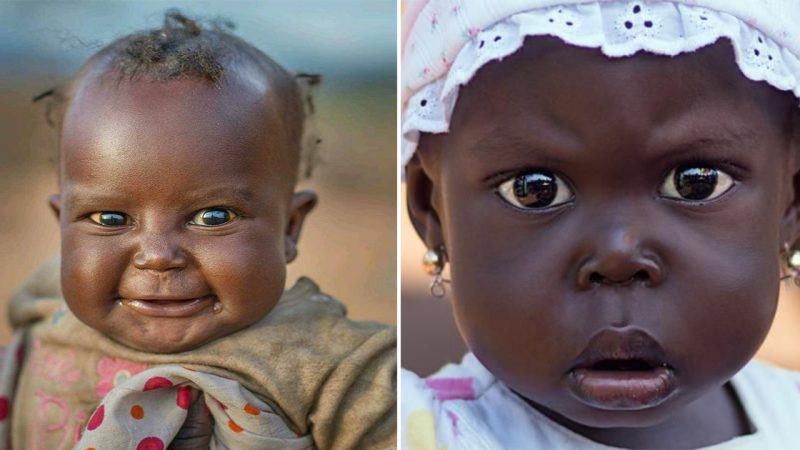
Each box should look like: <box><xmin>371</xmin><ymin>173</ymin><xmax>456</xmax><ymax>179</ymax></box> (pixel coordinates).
<box><xmin>0</xmin><ymin>0</ymin><xmax>396</xmax><ymax>343</ymax></box>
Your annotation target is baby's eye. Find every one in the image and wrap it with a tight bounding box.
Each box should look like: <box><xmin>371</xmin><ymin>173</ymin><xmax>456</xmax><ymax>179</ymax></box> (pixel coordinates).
<box><xmin>497</xmin><ymin>171</ymin><xmax>574</xmax><ymax>209</ymax></box>
<box><xmin>88</xmin><ymin>211</ymin><xmax>129</xmax><ymax>227</ymax></box>
<box><xmin>190</xmin><ymin>207</ymin><xmax>238</xmax><ymax>227</ymax></box>
<box><xmin>660</xmin><ymin>166</ymin><xmax>734</xmax><ymax>201</ymax></box>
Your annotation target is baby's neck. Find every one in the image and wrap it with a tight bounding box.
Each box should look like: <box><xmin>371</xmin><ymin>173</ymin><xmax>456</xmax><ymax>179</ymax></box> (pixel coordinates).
<box><xmin>525</xmin><ymin>382</ymin><xmax>752</xmax><ymax>449</ymax></box>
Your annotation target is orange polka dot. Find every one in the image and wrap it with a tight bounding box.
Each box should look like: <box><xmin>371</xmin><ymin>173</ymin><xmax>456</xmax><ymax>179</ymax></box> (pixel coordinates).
<box><xmin>131</xmin><ymin>404</ymin><xmax>144</xmax><ymax>420</ymax></box>
<box><xmin>243</xmin><ymin>403</ymin><xmax>260</xmax><ymax>416</ymax></box>
<box><xmin>87</xmin><ymin>448</ymin><xmax>96</xmax><ymax>450</ymax></box>
<box><xmin>228</xmin><ymin>419</ymin><xmax>243</xmax><ymax>433</ymax></box>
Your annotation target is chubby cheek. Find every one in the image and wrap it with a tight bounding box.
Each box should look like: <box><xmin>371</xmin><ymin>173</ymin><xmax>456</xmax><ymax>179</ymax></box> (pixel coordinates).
<box><xmin>60</xmin><ymin>229</ymin><xmax>130</xmax><ymax>324</ymax></box>
<box><xmin>448</xmin><ymin>228</ymin><xmax>571</xmax><ymax>396</ymax></box>
<box><xmin>670</xmin><ymin>226</ymin><xmax>779</xmax><ymax>385</ymax></box>
<box><xmin>191</xmin><ymin>221</ymin><xmax>287</xmax><ymax>322</ymax></box>
<box><xmin>443</xmin><ymin>199</ymin><xmax>572</xmax><ymax>391</ymax></box>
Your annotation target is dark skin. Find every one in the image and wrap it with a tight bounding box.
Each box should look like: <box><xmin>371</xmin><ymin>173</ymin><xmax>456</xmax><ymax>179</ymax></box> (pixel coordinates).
<box><xmin>49</xmin><ymin>59</ymin><xmax>316</xmax><ymax>355</ymax></box>
<box><xmin>407</xmin><ymin>37</ymin><xmax>800</xmax><ymax>449</ymax></box>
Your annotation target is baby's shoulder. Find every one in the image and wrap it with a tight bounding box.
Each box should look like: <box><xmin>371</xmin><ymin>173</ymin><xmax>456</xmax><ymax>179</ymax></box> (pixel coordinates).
<box><xmin>401</xmin><ymin>353</ymin><xmax>492</xmax><ymax>407</ymax></box>
<box><xmin>732</xmin><ymin>359</ymin><xmax>800</xmax><ymax>439</ymax></box>
<box><xmin>209</xmin><ymin>275</ymin><xmax>395</xmax><ymax>382</ymax></box>
<box><xmin>401</xmin><ymin>354</ymin><xmax>520</xmax><ymax>449</ymax></box>
<box><xmin>262</xmin><ymin>276</ymin><xmax>393</xmax><ymax>341</ymax></box>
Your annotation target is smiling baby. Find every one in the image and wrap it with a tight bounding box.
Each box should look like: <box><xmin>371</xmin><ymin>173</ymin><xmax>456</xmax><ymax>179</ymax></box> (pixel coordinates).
<box><xmin>0</xmin><ymin>12</ymin><xmax>395</xmax><ymax>450</ymax></box>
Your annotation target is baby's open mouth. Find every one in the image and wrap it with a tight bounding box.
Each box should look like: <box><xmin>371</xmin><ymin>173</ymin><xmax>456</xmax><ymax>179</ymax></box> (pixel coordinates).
<box><xmin>567</xmin><ymin>330</ymin><xmax>678</xmax><ymax>410</ymax></box>
<box><xmin>588</xmin><ymin>358</ymin><xmax>662</xmax><ymax>371</ymax></box>
<box><xmin>119</xmin><ymin>295</ymin><xmax>217</xmax><ymax>318</ymax></box>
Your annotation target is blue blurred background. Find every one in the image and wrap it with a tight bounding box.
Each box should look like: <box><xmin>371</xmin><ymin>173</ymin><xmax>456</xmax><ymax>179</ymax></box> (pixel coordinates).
<box><xmin>0</xmin><ymin>0</ymin><xmax>397</xmax><ymax>341</ymax></box>
<box><xmin>0</xmin><ymin>1</ymin><xmax>394</xmax><ymax>91</ymax></box>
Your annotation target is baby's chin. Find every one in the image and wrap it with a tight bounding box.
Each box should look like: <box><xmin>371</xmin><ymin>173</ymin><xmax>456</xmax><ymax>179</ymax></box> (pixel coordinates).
<box><xmin>517</xmin><ymin>385</ymin><xmax>707</xmax><ymax>430</ymax></box>
<box><xmin>104</xmin><ymin>315</ymin><xmax>255</xmax><ymax>354</ymax></box>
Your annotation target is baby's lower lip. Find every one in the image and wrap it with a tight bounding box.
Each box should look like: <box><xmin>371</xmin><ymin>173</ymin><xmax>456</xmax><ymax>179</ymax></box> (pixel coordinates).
<box><xmin>119</xmin><ymin>295</ymin><xmax>215</xmax><ymax>318</ymax></box>
<box><xmin>567</xmin><ymin>366</ymin><xmax>677</xmax><ymax>410</ymax></box>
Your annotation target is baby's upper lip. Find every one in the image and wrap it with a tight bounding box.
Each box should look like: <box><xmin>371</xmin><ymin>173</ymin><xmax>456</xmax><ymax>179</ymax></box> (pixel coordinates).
<box><xmin>570</xmin><ymin>329</ymin><xmax>671</xmax><ymax>371</ymax></box>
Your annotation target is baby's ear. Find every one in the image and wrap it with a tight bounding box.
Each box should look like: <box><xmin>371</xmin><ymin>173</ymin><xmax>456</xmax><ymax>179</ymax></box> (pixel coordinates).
<box><xmin>47</xmin><ymin>194</ymin><xmax>61</xmax><ymax>220</ymax></box>
<box><xmin>405</xmin><ymin>153</ymin><xmax>444</xmax><ymax>250</ymax></box>
<box><xmin>781</xmin><ymin>117</ymin><xmax>800</xmax><ymax>245</ymax></box>
<box><xmin>284</xmin><ymin>190</ymin><xmax>318</xmax><ymax>263</ymax></box>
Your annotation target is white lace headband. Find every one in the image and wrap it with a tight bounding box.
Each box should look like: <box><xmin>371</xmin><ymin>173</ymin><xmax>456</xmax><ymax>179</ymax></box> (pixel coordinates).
<box><xmin>401</xmin><ymin>0</ymin><xmax>800</xmax><ymax>170</ymax></box>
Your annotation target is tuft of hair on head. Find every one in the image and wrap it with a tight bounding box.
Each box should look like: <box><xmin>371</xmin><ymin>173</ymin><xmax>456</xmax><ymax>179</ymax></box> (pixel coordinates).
<box><xmin>33</xmin><ymin>9</ymin><xmax>322</xmax><ymax>179</ymax></box>
<box><xmin>115</xmin><ymin>9</ymin><xmax>225</xmax><ymax>83</ymax></box>
<box><xmin>295</xmin><ymin>72</ymin><xmax>323</xmax><ymax>179</ymax></box>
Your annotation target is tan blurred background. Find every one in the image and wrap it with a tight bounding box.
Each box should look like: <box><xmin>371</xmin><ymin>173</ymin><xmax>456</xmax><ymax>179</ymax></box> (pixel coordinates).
<box><xmin>0</xmin><ymin>0</ymin><xmax>396</xmax><ymax>344</ymax></box>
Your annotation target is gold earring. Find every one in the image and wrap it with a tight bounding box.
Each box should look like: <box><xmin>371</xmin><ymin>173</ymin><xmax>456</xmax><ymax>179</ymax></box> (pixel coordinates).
<box><xmin>422</xmin><ymin>246</ymin><xmax>449</xmax><ymax>297</ymax></box>
<box><xmin>780</xmin><ymin>242</ymin><xmax>800</xmax><ymax>286</ymax></box>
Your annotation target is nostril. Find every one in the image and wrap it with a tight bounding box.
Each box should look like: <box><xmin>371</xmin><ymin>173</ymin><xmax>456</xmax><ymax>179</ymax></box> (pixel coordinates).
<box><xmin>633</xmin><ymin>270</ymin><xmax>650</xmax><ymax>282</ymax></box>
<box><xmin>589</xmin><ymin>273</ymin><xmax>605</xmax><ymax>284</ymax></box>
<box><xmin>588</xmin><ymin>270</ymin><xmax>650</xmax><ymax>286</ymax></box>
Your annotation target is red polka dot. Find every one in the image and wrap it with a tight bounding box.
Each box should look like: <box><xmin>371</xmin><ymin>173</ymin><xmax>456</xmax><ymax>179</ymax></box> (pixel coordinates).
<box><xmin>0</xmin><ymin>397</ymin><xmax>8</xmax><ymax>421</ymax></box>
<box><xmin>243</xmin><ymin>403</ymin><xmax>260</xmax><ymax>416</ymax></box>
<box><xmin>136</xmin><ymin>436</ymin><xmax>164</xmax><ymax>450</ymax></box>
<box><xmin>143</xmin><ymin>377</ymin><xmax>173</xmax><ymax>391</ymax></box>
<box><xmin>87</xmin><ymin>404</ymin><xmax>104</xmax><ymax>431</ymax></box>
<box><xmin>176</xmin><ymin>386</ymin><xmax>191</xmax><ymax>409</ymax></box>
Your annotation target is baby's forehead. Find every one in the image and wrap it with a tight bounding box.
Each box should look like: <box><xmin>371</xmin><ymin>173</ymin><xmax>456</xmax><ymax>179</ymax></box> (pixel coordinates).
<box><xmin>72</xmin><ymin>57</ymin><xmax>287</xmax><ymax>117</ymax></box>
<box><xmin>58</xmin><ymin>69</ymin><xmax>301</xmax><ymax>190</ymax></box>
<box><xmin>66</xmin><ymin>66</ymin><xmax>284</xmax><ymax>150</ymax></box>
<box><xmin>456</xmin><ymin>39</ymin><xmax>794</xmax><ymax>130</ymax></box>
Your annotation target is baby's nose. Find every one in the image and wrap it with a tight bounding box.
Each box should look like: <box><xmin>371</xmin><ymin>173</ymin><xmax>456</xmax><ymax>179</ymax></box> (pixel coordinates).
<box><xmin>576</xmin><ymin>228</ymin><xmax>663</xmax><ymax>289</ymax></box>
<box><xmin>133</xmin><ymin>234</ymin><xmax>188</xmax><ymax>271</ymax></box>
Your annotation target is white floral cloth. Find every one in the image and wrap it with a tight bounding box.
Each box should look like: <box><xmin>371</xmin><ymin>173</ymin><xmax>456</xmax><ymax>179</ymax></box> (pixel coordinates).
<box><xmin>76</xmin><ymin>366</ymin><xmax>311</xmax><ymax>450</ymax></box>
<box><xmin>401</xmin><ymin>0</ymin><xmax>800</xmax><ymax>170</ymax></box>
<box><xmin>401</xmin><ymin>353</ymin><xmax>800</xmax><ymax>450</ymax></box>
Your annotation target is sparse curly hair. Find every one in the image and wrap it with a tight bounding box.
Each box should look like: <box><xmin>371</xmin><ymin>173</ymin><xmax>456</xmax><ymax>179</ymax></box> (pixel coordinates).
<box><xmin>35</xmin><ymin>9</ymin><xmax>321</xmax><ymax>179</ymax></box>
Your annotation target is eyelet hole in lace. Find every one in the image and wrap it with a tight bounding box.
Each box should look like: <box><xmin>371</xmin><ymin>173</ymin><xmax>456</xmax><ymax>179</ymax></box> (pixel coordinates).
<box><xmin>615</xmin><ymin>2</ymin><xmax>659</xmax><ymax>39</ymax></box>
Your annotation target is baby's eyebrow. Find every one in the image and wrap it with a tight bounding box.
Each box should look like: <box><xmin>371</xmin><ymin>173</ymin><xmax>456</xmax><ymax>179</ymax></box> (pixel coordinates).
<box><xmin>466</xmin><ymin>123</ymin><xmax>579</xmax><ymax>163</ymax></box>
<box><xmin>62</xmin><ymin>191</ymin><xmax>119</xmax><ymax>211</ymax></box>
<box><xmin>648</xmin><ymin>120</ymin><xmax>760</xmax><ymax>159</ymax></box>
<box><xmin>62</xmin><ymin>186</ymin><xmax>259</xmax><ymax>211</ymax></box>
<box><xmin>182</xmin><ymin>186</ymin><xmax>258</xmax><ymax>205</ymax></box>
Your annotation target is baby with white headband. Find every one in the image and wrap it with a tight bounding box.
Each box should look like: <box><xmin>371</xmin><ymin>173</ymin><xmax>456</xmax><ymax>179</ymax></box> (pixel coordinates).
<box><xmin>401</xmin><ymin>0</ymin><xmax>800</xmax><ymax>448</ymax></box>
